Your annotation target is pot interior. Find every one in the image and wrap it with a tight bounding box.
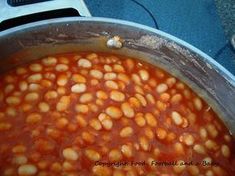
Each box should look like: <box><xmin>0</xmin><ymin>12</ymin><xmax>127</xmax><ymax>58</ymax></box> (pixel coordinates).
<box><xmin>0</xmin><ymin>17</ymin><xmax>234</xmax><ymax>135</ymax></box>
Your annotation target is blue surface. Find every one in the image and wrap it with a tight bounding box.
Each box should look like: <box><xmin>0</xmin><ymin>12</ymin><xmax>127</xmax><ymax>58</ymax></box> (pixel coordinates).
<box><xmin>85</xmin><ymin>0</ymin><xmax>235</xmax><ymax>75</ymax></box>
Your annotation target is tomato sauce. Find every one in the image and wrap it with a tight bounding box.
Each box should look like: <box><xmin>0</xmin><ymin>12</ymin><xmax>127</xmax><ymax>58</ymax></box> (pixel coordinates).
<box><xmin>0</xmin><ymin>52</ymin><xmax>234</xmax><ymax>176</ymax></box>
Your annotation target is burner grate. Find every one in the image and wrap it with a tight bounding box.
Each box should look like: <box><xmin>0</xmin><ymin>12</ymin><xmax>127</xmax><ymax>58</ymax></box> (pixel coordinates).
<box><xmin>7</xmin><ymin>0</ymin><xmax>52</xmax><ymax>6</ymax></box>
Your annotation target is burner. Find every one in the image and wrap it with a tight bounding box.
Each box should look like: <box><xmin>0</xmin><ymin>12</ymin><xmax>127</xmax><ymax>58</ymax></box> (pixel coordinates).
<box><xmin>8</xmin><ymin>0</ymin><xmax>52</xmax><ymax>6</ymax></box>
<box><xmin>0</xmin><ymin>0</ymin><xmax>91</xmax><ymax>31</ymax></box>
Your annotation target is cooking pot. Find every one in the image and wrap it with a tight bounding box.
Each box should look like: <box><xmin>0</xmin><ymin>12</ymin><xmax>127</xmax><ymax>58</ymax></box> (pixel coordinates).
<box><xmin>0</xmin><ymin>0</ymin><xmax>234</xmax><ymax>136</ymax></box>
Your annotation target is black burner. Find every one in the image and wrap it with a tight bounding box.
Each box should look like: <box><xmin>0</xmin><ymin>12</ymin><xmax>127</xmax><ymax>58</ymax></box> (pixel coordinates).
<box><xmin>8</xmin><ymin>0</ymin><xmax>52</xmax><ymax>7</ymax></box>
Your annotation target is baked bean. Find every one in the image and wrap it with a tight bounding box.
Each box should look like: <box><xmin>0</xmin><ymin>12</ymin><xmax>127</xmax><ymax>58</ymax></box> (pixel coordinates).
<box><xmin>92</xmin><ymin>165</ymin><xmax>112</xmax><ymax>176</ymax></box>
<box><xmin>139</xmin><ymin>136</ymin><xmax>150</xmax><ymax>151</ymax></box>
<box><xmin>0</xmin><ymin>52</ymin><xmax>234</xmax><ymax>175</ymax></box>
<box><xmin>221</xmin><ymin>144</ymin><xmax>230</xmax><ymax>158</ymax></box>
<box><xmin>101</xmin><ymin>118</ymin><xmax>113</xmax><ymax>130</ymax></box>
<box><xmin>170</xmin><ymin>94</ymin><xmax>182</xmax><ymax>104</ymax></box>
<box><xmin>89</xmin><ymin>118</ymin><xmax>102</xmax><ymax>130</ymax></box>
<box><xmin>16</xmin><ymin>67</ymin><xmax>27</xmax><ymax>75</ymax></box>
<box><xmin>173</xmin><ymin>160</ymin><xmax>185</xmax><ymax>173</ymax></box>
<box><xmin>135</xmin><ymin>93</ymin><xmax>147</xmax><ymax>106</ymax></box>
<box><xmin>44</xmin><ymin>90</ymin><xmax>58</xmax><ymax>100</ymax></box>
<box><xmin>26</xmin><ymin>113</ymin><xmax>42</xmax><ymax>124</ymax></box>
<box><xmin>206</xmin><ymin>124</ymin><xmax>218</xmax><ymax>138</ymax></box>
<box><xmin>29</xmin><ymin>63</ymin><xmax>42</xmax><ymax>72</ymax></box>
<box><xmin>96</xmin><ymin>90</ymin><xmax>108</xmax><ymax>100</ymax></box>
<box><xmin>78</xmin><ymin>58</ymin><xmax>92</xmax><ymax>68</ymax></box>
<box><xmin>105</xmin><ymin>80</ymin><xmax>119</xmax><ymax>89</ymax></box>
<box><xmin>62</xmin><ymin>148</ymin><xmax>79</xmax><ymax>161</ymax></box>
<box><xmin>71</xmin><ymin>83</ymin><xmax>86</xmax><ymax>93</ymax></box>
<box><xmin>12</xmin><ymin>145</ymin><xmax>26</xmax><ymax>153</ymax></box>
<box><xmin>156</xmin><ymin>83</ymin><xmax>168</xmax><ymax>94</ymax></box>
<box><xmin>193</xmin><ymin>97</ymin><xmax>202</xmax><ymax>111</ymax></box>
<box><xmin>56</xmin><ymin>96</ymin><xmax>70</xmax><ymax>111</ymax></box>
<box><xmin>120</xmin><ymin>127</ymin><xmax>133</xmax><ymax>137</ymax></box>
<box><xmin>109</xmin><ymin>149</ymin><xmax>123</xmax><ymax>162</ymax></box>
<box><xmin>205</xmin><ymin>140</ymin><xmax>218</xmax><ymax>150</ymax></box>
<box><xmin>6</xmin><ymin>107</ymin><xmax>16</xmax><ymax>117</ymax></box>
<box><xmin>50</xmin><ymin>162</ymin><xmax>62</xmax><ymax>173</ymax></box>
<box><xmin>57</xmin><ymin>74</ymin><xmax>68</xmax><ymax>86</ymax></box>
<box><xmin>56</xmin><ymin>118</ymin><xmax>68</xmax><ymax>129</ymax></box>
<box><xmin>42</xmin><ymin>57</ymin><xmax>57</xmax><ymax>66</ymax></box>
<box><xmin>85</xmin><ymin>149</ymin><xmax>101</xmax><ymax>161</ymax></box>
<box><xmin>25</xmin><ymin>92</ymin><xmax>39</xmax><ymax>102</ymax></box>
<box><xmin>28</xmin><ymin>84</ymin><xmax>41</xmax><ymax>92</ymax></box>
<box><xmin>156</xmin><ymin>128</ymin><xmax>167</xmax><ymax>140</ymax></box>
<box><xmin>171</xmin><ymin>111</ymin><xmax>183</xmax><ymax>126</ymax></box>
<box><xmin>110</xmin><ymin>90</ymin><xmax>125</xmax><ymax>102</ymax></box>
<box><xmin>18</xmin><ymin>164</ymin><xmax>37</xmax><ymax>175</ymax></box>
<box><xmin>193</xmin><ymin>144</ymin><xmax>206</xmax><ymax>154</ymax></box>
<box><xmin>139</xmin><ymin>69</ymin><xmax>149</xmax><ymax>81</ymax></box>
<box><xmin>79</xmin><ymin>93</ymin><xmax>93</xmax><ymax>103</ymax></box>
<box><xmin>121</xmin><ymin>102</ymin><xmax>134</xmax><ymax>118</ymax></box>
<box><xmin>6</xmin><ymin>96</ymin><xmax>20</xmax><ymax>105</ymax></box>
<box><xmin>90</xmin><ymin>69</ymin><xmax>103</xmax><ymax>79</ymax></box>
<box><xmin>105</xmin><ymin>106</ymin><xmax>123</xmax><ymax>119</ymax></box>
<box><xmin>121</xmin><ymin>144</ymin><xmax>133</xmax><ymax>158</ymax></box>
<box><xmin>28</xmin><ymin>73</ymin><xmax>42</xmax><ymax>82</ymax></box>
<box><xmin>145</xmin><ymin>113</ymin><xmax>157</xmax><ymax>127</ymax></box>
<box><xmin>188</xmin><ymin>165</ymin><xmax>199</xmax><ymax>176</ymax></box>
<box><xmin>5</xmin><ymin>84</ymin><xmax>15</xmax><ymax>94</ymax></box>
<box><xmin>0</xmin><ymin>122</ymin><xmax>12</xmax><ymax>131</ymax></box>
<box><xmin>113</xmin><ymin>64</ymin><xmax>125</xmax><ymax>73</ymax></box>
<box><xmin>55</xmin><ymin>64</ymin><xmax>68</xmax><ymax>72</ymax></box>
<box><xmin>104</xmin><ymin>72</ymin><xmax>117</xmax><ymax>80</ymax></box>
<box><xmin>135</xmin><ymin>113</ymin><xmax>146</xmax><ymax>127</ymax></box>
<box><xmin>166</xmin><ymin>77</ymin><xmax>176</xmax><ymax>87</ymax></box>
<box><xmin>38</xmin><ymin>102</ymin><xmax>50</xmax><ymax>112</ymax></box>
<box><xmin>179</xmin><ymin>133</ymin><xmax>194</xmax><ymax>146</ymax></box>
<box><xmin>174</xmin><ymin>142</ymin><xmax>185</xmax><ymax>155</ymax></box>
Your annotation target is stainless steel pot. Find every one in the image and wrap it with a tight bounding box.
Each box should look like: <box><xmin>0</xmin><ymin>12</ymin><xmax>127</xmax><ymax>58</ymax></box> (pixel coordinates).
<box><xmin>0</xmin><ymin>1</ymin><xmax>234</xmax><ymax>136</ymax></box>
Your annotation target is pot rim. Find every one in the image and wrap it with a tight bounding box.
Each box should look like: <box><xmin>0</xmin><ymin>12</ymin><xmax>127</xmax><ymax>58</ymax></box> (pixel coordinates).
<box><xmin>0</xmin><ymin>16</ymin><xmax>234</xmax><ymax>85</ymax></box>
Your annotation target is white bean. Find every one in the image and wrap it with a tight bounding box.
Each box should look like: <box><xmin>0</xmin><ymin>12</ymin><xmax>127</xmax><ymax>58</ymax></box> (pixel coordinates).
<box><xmin>4</xmin><ymin>84</ymin><xmax>14</xmax><ymax>94</ymax></box>
<box><xmin>25</xmin><ymin>92</ymin><xmax>39</xmax><ymax>102</ymax></box>
<box><xmin>6</xmin><ymin>96</ymin><xmax>20</xmax><ymax>105</ymax></box>
<box><xmin>79</xmin><ymin>93</ymin><xmax>93</xmax><ymax>103</ymax></box>
<box><xmin>156</xmin><ymin>83</ymin><xmax>168</xmax><ymax>94</ymax></box>
<box><xmin>105</xmin><ymin>106</ymin><xmax>123</xmax><ymax>119</ymax></box>
<box><xmin>221</xmin><ymin>145</ymin><xmax>230</xmax><ymax>158</ymax></box>
<box><xmin>63</xmin><ymin>148</ymin><xmax>79</xmax><ymax>161</ymax></box>
<box><xmin>55</xmin><ymin>64</ymin><xmax>68</xmax><ymax>72</ymax></box>
<box><xmin>193</xmin><ymin>97</ymin><xmax>202</xmax><ymax>111</ymax></box>
<box><xmin>78</xmin><ymin>58</ymin><xmax>92</xmax><ymax>68</ymax></box>
<box><xmin>105</xmin><ymin>80</ymin><xmax>118</xmax><ymax>89</ymax></box>
<box><xmin>42</xmin><ymin>57</ymin><xmax>57</xmax><ymax>66</ymax></box>
<box><xmin>71</xmin><ymin>83</ymin><xmax>86</xmax><ymax>93</ymax></box>
<box><xmin>13</xmin><ymin>155</ymin><xmax>28</xmax><ymax>165</ymax></box>
<box><xmin>38</xmin><ymin>102</ymin><xmax>50</xmax><ymax>112</ymax></box>
<box><xmin>139</xmin><ymin>69</ymin><xmax>149</xmax><ymax>81</ymax></box>
<box><xmin>110</xmin><ymin>90</ymin><xmax>125</xmax><ymax>102</ymax></box>
<box><xmin>19</xmin><ymin>81</ymin><xmax>28</xmax><ymax>91</ymax></box>
<box><xmin>57</xmin><ymin>74</ymin><xmax>68</xmax><ymax>86</ymax></box>
<box><xmin>28</xmin><ymin>73</ymin><xmax>42</xmax><ymax>83</ymax></box>
<box><xmin>121</xmin><ymin>102</ymin><xmax>135</xmax><ymax>118</ymax></box>
<box><xmin>120</xmin><ymin>127</ymin><xmax>133</xmax><ymax>137</ymax></box>
<box><xmin>18</xmin><ymin>164</ymin><xmax>37</xmax><ymax>175</ymax></box>
<box><xmin>90</xmin><ymin>69</ymin><xmax>103</xmax><ymax>79</ymax></box>
<box><xmin>29</xmin><ymin>63</ymin><xmax>42</xmax><ymax>72</ymax></box>
<box><xmin>171</xmin><ymin>111</ymin><xmax>183</xmax><ymax>126</ymax></box>
<box><xmin>104</xmin><ymin>73</ymin><xmax>117</xmax><ymax>80</ymax></box>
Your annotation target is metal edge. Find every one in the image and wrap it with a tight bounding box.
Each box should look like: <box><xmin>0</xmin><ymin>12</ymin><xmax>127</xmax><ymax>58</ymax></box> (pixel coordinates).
<box><xmin>0</xmin><ymin>16</ymin><xmax>234</xmax><ymax>84</ymax></box>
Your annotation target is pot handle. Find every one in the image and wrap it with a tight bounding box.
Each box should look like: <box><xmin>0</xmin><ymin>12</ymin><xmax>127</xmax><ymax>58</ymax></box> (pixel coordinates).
<box><xmin>0</xmin><ymin>0</ymin><xmax>91</xmax><ymax>29</ymax></box>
